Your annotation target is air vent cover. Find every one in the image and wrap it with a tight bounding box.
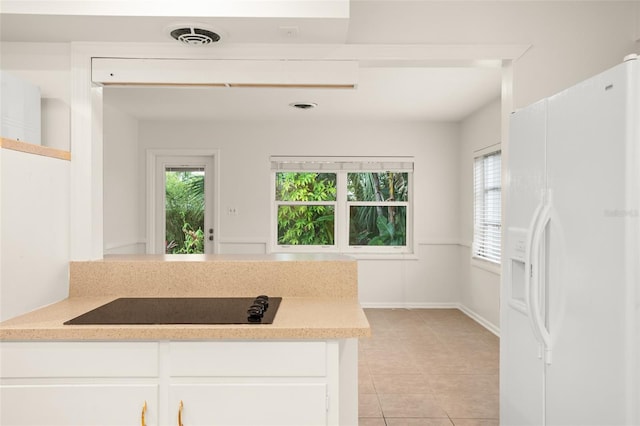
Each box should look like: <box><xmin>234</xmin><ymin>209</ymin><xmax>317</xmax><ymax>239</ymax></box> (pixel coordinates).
<box><xmin>169</xmin><ymin>27</ymin><xmax>221</xmax><ymax>45</ymax></box>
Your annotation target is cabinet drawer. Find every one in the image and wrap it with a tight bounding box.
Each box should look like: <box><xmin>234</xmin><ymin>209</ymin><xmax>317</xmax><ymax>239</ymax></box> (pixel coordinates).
<box><xmin>0</xmin><ymin>384</ymin><xmax>158</xmax><ymax>426</ymax></box>
<box><xmin>0</xmin><ymin>342</ymin><xmax>159</xmax><ymax>378</ymax></box>
<box><xmin>171</xmin><ymin>383</ymin><xmax>327</xmax><ymax>426</ymax></box>
<box><xmin>169</xmin><ymin>341</ymin><xmax>326</xmax><ymax>377</ymax></box>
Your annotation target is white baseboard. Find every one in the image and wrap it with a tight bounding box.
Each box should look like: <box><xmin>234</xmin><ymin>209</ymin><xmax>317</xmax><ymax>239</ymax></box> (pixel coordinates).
<box><xmin>456</xmin><ymin>304</ymin><xmax>500</xmax><ymax>337</ymax></box>
<box><xmin>360</xmin><ymin>302</ymin><xmax>459</xmax><ymax>309</ymax></box>
<box><xmin>360</xmin><ymin>302</ymin><xmax>500</xmax><ymax>337</ymax></box>
<box><xmin>103</xmin><ymin>242</ymin><xmax>146</xmax><ymax>255</ymax></box>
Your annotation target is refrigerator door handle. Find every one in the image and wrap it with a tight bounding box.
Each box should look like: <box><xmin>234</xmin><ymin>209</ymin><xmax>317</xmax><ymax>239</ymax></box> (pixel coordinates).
<box><xmin>530</xmin><ymin>200</ymin><xmax>553</xmax><ymax>365</ymax></box>
<box><xmin>525</xmin><ymin>198</ymin><xmax>546</xmax><ymax>358</ymax></box>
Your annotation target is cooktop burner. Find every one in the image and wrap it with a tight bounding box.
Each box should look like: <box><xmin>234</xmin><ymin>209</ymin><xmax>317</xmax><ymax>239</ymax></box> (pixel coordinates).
<box><xmin>64</xmin><ymin>296</ymin><xmax>281</xmax><ymax>325</ymax></box>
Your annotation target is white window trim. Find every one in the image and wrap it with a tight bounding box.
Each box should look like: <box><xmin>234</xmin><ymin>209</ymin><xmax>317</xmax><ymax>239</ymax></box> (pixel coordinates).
<box><xmin>146</xmin><ymin>148</ymin><xmax>221</xmax><ymax>255</ymax></box>
<box><xmin>472</xmin><ymin>145</ymin><xmax>501</xmax><ymax>265</ymax></box>
<box><xmin>471</xmin><ymin>256</ymin><xmax>502</xmax><ymax>275</ymax></box>
<box><xmin>270</xmin><ymin>156</ymin><xmax>414</xmax><ymax>255</ymax></box>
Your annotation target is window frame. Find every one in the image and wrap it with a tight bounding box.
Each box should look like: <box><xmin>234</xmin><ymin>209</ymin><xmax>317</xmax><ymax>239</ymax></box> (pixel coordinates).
<box><xmin>270</xmin><ymin>156</ymin><xmax>414</xmax><ymax>255</ymax></box>
<box><xmin>472</xmin><ymin>147</ymin><xmax>502</xmax><ymax>265</ymax></box>
<box><xmin>274</xmin><ymin>172</ymin><xmax>338</xmax><ymax>251</ymax></box>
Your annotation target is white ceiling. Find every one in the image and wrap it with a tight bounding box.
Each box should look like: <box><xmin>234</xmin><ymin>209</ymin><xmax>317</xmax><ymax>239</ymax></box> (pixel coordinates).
<box><xmin>1</xmin><ymin>9</ymin><xmax>503</xmax><ymax>122</ymax></box>
<box><xmin>103</xmin><ymin>66</ymin><xmax>501</xmax><ymax>122</ymax></box>
<box><xmin>0</xmin><ymin>15</ymin><xmax>351</xmax><ymax>44</ymax></box>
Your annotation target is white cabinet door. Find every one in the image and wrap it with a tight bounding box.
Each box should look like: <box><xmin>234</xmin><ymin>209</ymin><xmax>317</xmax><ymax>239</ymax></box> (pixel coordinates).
<box><xmin>170</xmin><ymin>383</ymin><xmax>327</xmax><ymax>426</ymax></box>
<box><xmin>0</xmin><ymin>384</ymin><xmax>158</xmax><ymax>426</ymax></box>
<box><xmin>1</xmin><ymin>342</ymin><xmax>160</xmax><ymax>426</ymax></box>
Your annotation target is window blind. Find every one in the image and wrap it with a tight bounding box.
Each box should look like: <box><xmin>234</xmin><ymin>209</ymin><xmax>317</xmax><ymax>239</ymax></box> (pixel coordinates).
<box><xmin>270</xmin><ymin>156</ymin><xmax>414</xmax><ymax>172</ymax></box>
<box><xmin>165</xmin><ymin>167</ymin><xmax>205</xmax><ymax>173</ymax></box>
<box><xmin>473</xmin><ymin>151</ymin><xmax>501</xmax><ymax>264</ymax></box>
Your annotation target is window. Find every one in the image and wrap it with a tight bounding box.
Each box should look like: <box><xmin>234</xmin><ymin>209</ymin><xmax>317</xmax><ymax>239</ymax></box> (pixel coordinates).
<box><xmin>275</xmin><ymin>172</ymin><xmax>337</xmax><ymax>246</ymax></box>
<box><xmin>347</xmin><ymin>172</ymin><xmax>409</xmax><ymax>246</ymax></box>
<box><xmin>272</xmin><ymin>157</ymin><xmax>413</xmax><ymax>254</ymax></box>
<box><xmin>473</xmin><ymin>150</ymin><xmax>501</xmax><ymax>263</ymax></box>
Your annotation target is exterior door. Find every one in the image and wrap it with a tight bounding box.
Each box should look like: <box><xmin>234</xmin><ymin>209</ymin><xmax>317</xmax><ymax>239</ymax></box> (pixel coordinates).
<box><xmin>154</xmin><ymin>155</ymin><xmax>215</xmax><ymax>254</ymax></box>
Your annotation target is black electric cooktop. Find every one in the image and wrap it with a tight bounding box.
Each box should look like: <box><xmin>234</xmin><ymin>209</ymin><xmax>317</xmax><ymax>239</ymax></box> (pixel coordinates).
<box><xmin>63</xmin><ymin>296</ymin><xmax>281</xmax><ymax>325</ymax></box>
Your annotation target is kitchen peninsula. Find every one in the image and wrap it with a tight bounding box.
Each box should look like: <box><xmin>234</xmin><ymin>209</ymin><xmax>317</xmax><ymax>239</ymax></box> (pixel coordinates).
<box><xmin>0</xmin><ymin>254</ymin><xmax>370</xmax><ymax>426</ymax></box>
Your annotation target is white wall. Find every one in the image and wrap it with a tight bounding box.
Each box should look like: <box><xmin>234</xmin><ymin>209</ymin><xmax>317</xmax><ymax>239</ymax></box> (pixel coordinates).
<box><xmin>0</xmin><ymin>43</ymin><xmax>71</xmax><ymax>151</ymax></box>
<box><xmin>103</xmin><ymin>102</ymin><xmax>143</xmax><ymax>254</ymax></box>
<box><xmin>0</xmin><ymin>149</ymin><xmax>70</xmax><ymax>321</ymax></box>
<box><xmin>459</xmin><ymin>98</ymin><xmax>502</xmax><ymax>332</ymax></box>
<box><xmin>134</xmin><ymin>119</ymin><xmax>461</xmax><ymax>307</ymax></box>
<box><xmin>348</xmin><ymin>1</ymin><xmax>639</xmax><ymax>108</ymax></box>
<box><xmin>0</xmin><ymin>42</ymin><xmax>71</xmax><ymax>320</ymax></box>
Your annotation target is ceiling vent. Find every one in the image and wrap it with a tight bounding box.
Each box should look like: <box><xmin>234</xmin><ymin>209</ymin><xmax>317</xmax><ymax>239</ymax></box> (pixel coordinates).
<box><xmin>168</xmin><ymin>26</ymin><xmax>221</xmax><ymax>46</ymax></box>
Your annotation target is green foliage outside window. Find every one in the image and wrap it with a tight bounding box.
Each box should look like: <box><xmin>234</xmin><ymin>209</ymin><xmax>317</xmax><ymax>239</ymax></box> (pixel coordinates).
<box><xmin>348</xmin><ymin>172</ymin><xmax>408</xmax><ymax>246</ymax></box>
<box><xmin>349</xmin><ymin>206</ymin><xmax>407</xmax><ymax>246</ymax></box>
<box><xmin>276</xmin><ymin>172</ymin><xmax>336</xmax><ymax>245</ymax></box>
<box><xmin>275</xmin><ymin>171</ymin><xmax>409</xmax><ymax>247</ymax></box>
<box><xmin>165</xmin><ymin>171</ymin><xmax>205</xmax><ymax>254</ymax></box>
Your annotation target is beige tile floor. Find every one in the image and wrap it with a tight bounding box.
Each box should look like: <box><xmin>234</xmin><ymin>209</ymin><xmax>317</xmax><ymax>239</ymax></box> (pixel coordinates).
<box><xmin>359</xmin><ymin>308</ymin><xmax>499</xmax><ymax>426</ymax></box>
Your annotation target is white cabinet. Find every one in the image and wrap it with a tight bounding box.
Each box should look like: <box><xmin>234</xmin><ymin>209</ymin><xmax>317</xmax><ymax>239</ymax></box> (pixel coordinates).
<box><xmin>168</xmin><ymin>341</ymin><xmax>327</xmax><ymax>377</ymax></box>
<box><xmin>167</xmin><ymin>341</ymin><xmax>330</xmax><ymax>425</ymax></box>
<box><xmin>1</xmin><ymin>340</ymin><xmax>347</xmax><ymax>426</ymax></box>
<box><xmin>0</xmin><ymin>71</ymin><xmax>41</xmax><ymax>145</ymax></box>
<box><xmin>0</xmin><ymin>342</ymin><xmax>159</xmax><ymax>426</ymax></box>
<box><xmin>1</xmin><ymin>384</ymin><xmax>158</xmax><ymax>426</ymax></box>
<box><xmin>171</xmin><ymin>383</ymin><xmax>327</xmax><ymax>426</ymax></box>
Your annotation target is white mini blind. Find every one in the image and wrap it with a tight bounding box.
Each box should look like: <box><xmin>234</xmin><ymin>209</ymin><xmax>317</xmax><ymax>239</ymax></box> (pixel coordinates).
<box><xmin>270</xmin><ymin>156</ymin><xmax>414</xmax><ymax>172</ymax></box>
<box><xmin>165</xmin><ymin>167</ymin><xmax>204</xmax><ymax>173</ymax></box>
<box><xmin>473</xmin><ymin>151</ymin><xmax>501</xmax><ymax>263</ymax></box>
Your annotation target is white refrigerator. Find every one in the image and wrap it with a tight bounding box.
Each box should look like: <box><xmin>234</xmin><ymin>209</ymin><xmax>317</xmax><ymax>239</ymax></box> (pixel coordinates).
<box><xmin>501</xmin><ymin>56</ymin><xmax>640</xmax><ymax>425</ymax></box>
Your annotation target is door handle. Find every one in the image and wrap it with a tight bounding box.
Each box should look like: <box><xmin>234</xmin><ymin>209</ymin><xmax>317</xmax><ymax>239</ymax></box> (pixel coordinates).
<box><xmin>530</xmin><ymin>200</ymin><xmax>553</xmax><ymax>364</ymax></box>
<box><xmin>525</xmin><ymin>198</ymin><xmax>546</xmax><ymax>355</ymax></box>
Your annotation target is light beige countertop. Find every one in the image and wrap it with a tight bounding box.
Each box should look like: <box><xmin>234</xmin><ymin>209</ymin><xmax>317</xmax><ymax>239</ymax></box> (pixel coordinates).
<box><xmin>0</xmin><ymin>254</ymin><xmax>371</xmax><ymax>341</ymax></box>
<box><xmin>0</xmin><ymin>296</ymin><xmax>371</xmax><ymax>340</ymax></box>
<box><xmin>69</xmin><ymin>254</ymin><xmax>359</xmax><ymax>298</ymax></box>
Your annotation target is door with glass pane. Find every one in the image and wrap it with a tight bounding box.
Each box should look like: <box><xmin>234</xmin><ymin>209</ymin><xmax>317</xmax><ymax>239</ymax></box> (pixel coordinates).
<box><xmin>154</xmin><ymin>156</ymin><xmax>214</xmax><ymax>254</ymax></box>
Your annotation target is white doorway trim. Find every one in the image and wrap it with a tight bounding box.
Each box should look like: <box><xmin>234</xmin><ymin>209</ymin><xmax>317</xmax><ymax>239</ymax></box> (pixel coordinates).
<box><xmin>146</xmin><ymin>148</ymin><xmax>221</xmax><ymax>255</ymax></box>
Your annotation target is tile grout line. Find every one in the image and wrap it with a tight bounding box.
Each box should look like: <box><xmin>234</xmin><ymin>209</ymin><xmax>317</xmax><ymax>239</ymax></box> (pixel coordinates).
<box><xmin>360</xmin><ymin>308</ymin><xmax>499</xmax><ymax>425</ymax></box>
